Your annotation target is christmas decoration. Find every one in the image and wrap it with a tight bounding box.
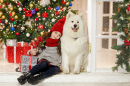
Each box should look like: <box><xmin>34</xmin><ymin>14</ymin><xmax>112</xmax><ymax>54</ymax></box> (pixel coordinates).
<box><xmin>26</xmin><ymin>33</ymin><xmax>30</xmax><ymax>37</ymax></box>
<box><xmin>16</xmin><ymin>32</ymin><xmax>19</xmax><ymax>36</ymax></box>
<box><xmin>42</xmin><ymin>12</ymin><xmax>48</xmax><ymax>18</ymax></box>
<box><xmin>25</xmin><ymin>10</ymin><xmax>32</xmax><ymax>17</ymax></box>
<box><xmin>40</xmin><ymin>0</ymin><xmax>50</xmax><ymax>7</ymax></box>
<box><xmin>11</xmin><ymin>27</ymin><xmax>15</xmax><ymax>31</ymax></box>
<box><xmin>38</xmin><ymin>24</ymin><xmax>44</xmax><ymax>29</ymax></box>
<box><xmin>111</xmin><ymin>0</ymin><xmax>130</xmax><ymax>72</ymax></box>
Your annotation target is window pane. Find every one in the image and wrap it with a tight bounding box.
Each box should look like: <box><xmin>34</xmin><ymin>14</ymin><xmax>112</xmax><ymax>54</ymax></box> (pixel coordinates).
<box><xmin>103</xmin><ymin>17</ymin><xmax>109</xmax><ymax>32</ymax></box>
<box><xmin>103</xmin><ymin>2</ymin><xmax>110</xmax><ymax>14</ymax></box>
<box><xmin>113</xmin><ymin>2</ymin><xmax>118</xmax><ymax>13</ymax></box>
<box><xmin>102</xmin><ymin>39</ymin><xmax>108</xmax><ymax>49</ymax></box>
<box><xmin>112</xmin><ymin>39</ymin><xmax>117</xmax><ymax>48</ymax></box>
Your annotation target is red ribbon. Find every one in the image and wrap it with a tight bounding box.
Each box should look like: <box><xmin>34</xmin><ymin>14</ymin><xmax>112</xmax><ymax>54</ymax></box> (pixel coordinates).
<box><xmin>29</xmin><ymin>56</ymin><xmax>32</xmax><ymax>70</ymax></box>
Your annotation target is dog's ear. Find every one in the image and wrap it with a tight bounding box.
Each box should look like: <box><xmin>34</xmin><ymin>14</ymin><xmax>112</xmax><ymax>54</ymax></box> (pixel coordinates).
<box><xmin>66</xmin><ymin>12</ymin><xmax>75</xmax><ymax>19</ymax></box>
<box><xmin>79</xmin><ymin>13</ymin><xmax>83</xmax><ymax>19</ymax></box>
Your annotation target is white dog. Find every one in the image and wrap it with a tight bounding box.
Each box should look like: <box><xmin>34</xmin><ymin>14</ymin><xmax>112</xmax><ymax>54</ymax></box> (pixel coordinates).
<box><xmin>61</xmin><ymin>12</ymin><xmax>88</xmax><ymax>74</ymax></box>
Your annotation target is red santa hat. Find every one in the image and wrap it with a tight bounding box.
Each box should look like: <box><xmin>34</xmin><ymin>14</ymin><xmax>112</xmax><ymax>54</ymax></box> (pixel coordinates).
<box><xmin>50</xmin><ymin>17</ymin><xmax>65</xmax><ymax>36</ymax></box>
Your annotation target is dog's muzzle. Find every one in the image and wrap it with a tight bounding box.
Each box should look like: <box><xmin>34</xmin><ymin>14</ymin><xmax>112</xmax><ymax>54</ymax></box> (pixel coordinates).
<box><xmin>72</xmin><ymin>24</ymin><xmax>79</xmax><ymax>32</ymax></box>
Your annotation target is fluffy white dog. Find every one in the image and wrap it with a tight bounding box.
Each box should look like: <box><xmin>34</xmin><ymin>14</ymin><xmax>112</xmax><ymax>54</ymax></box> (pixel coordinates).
<box><xmin>61</xmin><ymin>12</ymin><xmax>88</xmax><ymax>74</ymax></box>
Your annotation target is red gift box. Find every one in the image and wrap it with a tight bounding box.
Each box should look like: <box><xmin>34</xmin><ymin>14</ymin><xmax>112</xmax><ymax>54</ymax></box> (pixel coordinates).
<box><xmin>6</xmin><ymin>46</ymin><xmax>34</xmax><ymax>63</ymax></box>
<box><xmin>17</xmin><ymin>42</ymin><xmax>28</xmax><ymax>47</ymax></box>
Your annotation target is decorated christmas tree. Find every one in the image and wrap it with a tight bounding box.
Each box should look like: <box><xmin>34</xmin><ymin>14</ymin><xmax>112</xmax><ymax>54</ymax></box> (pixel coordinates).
<box><xmin>0</xmin><ymin>0</ymin><xmax>77</xmax><ymax>44</ymax></box>
<box><xmin>111</xmin><ymin>0</ymin><xmax>130</xmax><ymax>72</ymax></box>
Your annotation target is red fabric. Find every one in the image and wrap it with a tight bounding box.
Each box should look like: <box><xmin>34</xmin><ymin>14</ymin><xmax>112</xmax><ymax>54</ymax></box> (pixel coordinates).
<box><xmin>46</xmin><ymin>38</ymin><xmax>59</xmax><ymax>47</ymax></box>
<box><xmin>50</xmin><ymin>17</ymin><xmax>65</xmax><ymax>36</ymax></box>
<box><xmin>29</xmin><ymin>56</ymin><xmax>32</xmax><ymax>70</ymax></box>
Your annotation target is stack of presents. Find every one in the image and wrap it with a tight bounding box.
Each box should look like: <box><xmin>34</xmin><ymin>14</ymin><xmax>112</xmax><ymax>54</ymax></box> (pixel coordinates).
<box><xmin>5</xmin><ymin>42</ymin><xmax>37</xmax><ymax>72</ymax></box>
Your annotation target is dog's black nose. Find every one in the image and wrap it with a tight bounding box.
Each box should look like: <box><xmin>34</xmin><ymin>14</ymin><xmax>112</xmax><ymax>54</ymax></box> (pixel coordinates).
<box><xmin>74</xmin><ymin>24</ymin><xmax>77</xmax><ymax>28</ymax></box>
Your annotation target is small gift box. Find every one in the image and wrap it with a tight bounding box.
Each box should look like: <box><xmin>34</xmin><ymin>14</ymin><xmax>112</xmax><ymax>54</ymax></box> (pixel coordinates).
<box><xmin>20</xmin><ymin>55</ymin><xmax>37</xmax><ymax>72</ymax></box>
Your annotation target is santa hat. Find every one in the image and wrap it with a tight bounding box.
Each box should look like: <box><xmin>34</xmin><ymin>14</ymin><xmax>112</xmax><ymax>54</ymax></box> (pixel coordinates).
<box><xmin>50</xmin><ymin>17</ymin><xmax>65</xmax><ymax>36</ymax></box>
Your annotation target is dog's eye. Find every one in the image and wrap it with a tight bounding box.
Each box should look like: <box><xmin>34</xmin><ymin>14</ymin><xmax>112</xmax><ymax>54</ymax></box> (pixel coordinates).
<box><xmin>77</xmin><ymin>21</ymin><xmax>79</xmax><ymax>23</ymax></box>
<box><xmin>71</xmin><ymin>21</ymin><xmax>73</xmax><ymax>23</ymax></box>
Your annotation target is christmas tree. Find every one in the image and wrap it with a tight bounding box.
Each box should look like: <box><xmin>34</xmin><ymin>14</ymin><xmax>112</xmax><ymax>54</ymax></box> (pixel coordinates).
<box><xmin>0</xmin><ymin>0</ymin><xmax>77</xmax><ymax>44</ymax></box>
<box><xmin>111</xmin><ymin>0</ymin><xmax>130</xmax><ymax>72</ymax></box>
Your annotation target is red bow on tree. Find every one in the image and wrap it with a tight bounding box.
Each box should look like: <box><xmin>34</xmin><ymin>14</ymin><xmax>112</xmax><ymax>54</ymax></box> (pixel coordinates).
<box><xmin>127</xmin><ymin>5</ymin><xmax>130</xmax><ymax>11</ymax></box>
<box><xmin>124</xmin><ymin>39</ymin><xmax>130</xmax><ymax>45</ymax></box>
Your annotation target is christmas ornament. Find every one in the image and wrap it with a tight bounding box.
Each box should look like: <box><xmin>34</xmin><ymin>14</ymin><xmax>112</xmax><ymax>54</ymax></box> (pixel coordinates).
<box><xmin>10</xmin><ymin>17</ymin><xmax>14</xmax><ymax>21</ymax></box>
<box><xmin>0</xmin><ymin>5</ymin><xmax>2</xmax><ymax>8</ymax></box>
<box><xmin>16</xmin><ymin>32</ymin><xmax>19</xmax><ymax>36</ymax></box>
<box><xmin>5</xmin><ymin>19</ymin><xmax>8</xmax><ymax>24</ymax></box>
<box><xmin>17</xmin><ymin>3</ymin><xmax>20</xmax><ymax>6</ymax></box>
<box><xmin>66</xmin><ymin>2</ymin><xmax>69</xmax><ymax>5</ymax></box>
<box><xmin>127</xmin><ymin>5</ymin><xmax>130</xmax><ymax>11</ymax></box>
<box><xmin>23</xmin><ymin>15</ymin><xmax>25</xmax><ymax>19</ymax></box>
<box><xmin>23</xmin><ymin>8</ymin><xmax>26</xmax><ymax>11</ymax></box>
<box><xmin>53</xmin><ymin>0</ymin><xmax>56</xmax><ymax>1</ymax></box>
<box><xmin>42</xmin><ymin>12</ymin><xmax>48</xmax><ymax>18</ymax></box>
<box><xmin>9</xmin><ymin>13</ymin><xmax>12</xmax><ymax>16</ymax></box>
<box><xmin>0</xmin><ymin>0</ymin><xmax>3</xmax><ymax>3</ymax></box>
<box><xmin>40</xmin><ymin>32</ymin><xmax>44</xmax><ymax>35</ymax></box>
<box><xmin>56</xmin><ymin>6</ymin><xmax>60</xmax><ymax>10</ymax></box>
<box><xmin>38</xmin><ymin>24</ymin><xmax>43</xmax><ymax>29</ymax></box>
<box><xmin>2</xmin><ymin>4</ymin><xmax>5</xmax><ymax>8</ymax></box>
<box><xmin>51</xmin><ymin>14</ymin><xmax>54</xmax><ymax>17</ymax></box>
<box><xmin>55</xmin><ymin>11</ymin><xmax>60</xmax><ymax>15</ymax></box>
<box><xmin>26</xmin><ymin>33</ymin><xmax>30</xmax><ymax>37</ymax></box>
<box><xmin>29</xmin><ymin>4</ymin><xmax>33</xmax><ymax>8</ymax></box>
<box><xmin>11</xmin><ymin>27</ymin><xmax>15</xmax><ymax>31</ymax></box>
<box><xmin>31</xmin><ymin>9</ymin><xmax>35</xmax><ymax>14</ymax></box>
<box><xmin>0</xmin><ymin>18</ymin><xmax>1</xmax><ymax>23</ymax></box>
<box><xmin>12</xmin><ymin>11</ymin><xmax>15</xmax><ymax>16</ymax></box>
<box><xmin>25</xmin><ymin>10</ymin><xmax>32</xmax><ymax>17</ymax></box>
<box><xmin>40</xmin><ymin>0</ymin><xmax>50</xmax><ymax>7</ymax></box>
<box><xmin>0</xmin><ymin>11</ymin><xmax>3</xmax><ymax>16</ymax></box>
<box><xmin>14</xmin><ymin>15</ymin><xmax>18</xmax><ymax>19</ymax></box>
<box><xmin>69</xmin><ymin>3</ymin><xmax>72</xmax><ymax>6</ymax></box>
<box><xmin>34</xmin><ymin>37</ymin><xmax>37</xmax><ymax>41</ymax></box>
<box><xmin>48</xmin><ymin>7</ymin><xmax>52</xmax><ymax>10</ymax></box>
<box><xmin>10</xmin><ymin>7</ymin><xmax>13</xmax><ymax>11</ymax></box>
<box><xmin>6</xmin><ymin>2</ymin><xmax>9</xmax><ymax>5</ymax></box>
<box><xmin>35</xmin><ymin>18</ymin><xmax>38</xmax><ymax>21</ymax></box>
<box><xmin>51</xmin><ymin>18</ymin><xmax>56</xmax><ymax>22</ymax></box>
<box><xmin>2</xmin><ymin>15</ymin><xmax>5</xmax><ymax>19</ymax></box>
<box><xmin>16</xmin><ymin>25</ymin><xmax>19</xmax><ymax>28</ymax></box>
<box><xmin>13</xmin><ymin>22</ymin><xmax>16</xmax><ymax>25</ymax></box>
<box><xmin>0</xmin><ymin>23</ymin><xmax>5</xmax><ymax>29</ymax></box>
<box><xmin>37</xmin><ymin>12</ymin><xmax>40</xmax><ymax>17</ymax></box>
<box><xmin>62</xmin><ymin>0</ymin><xmax>66</xmax><ymax>4</ymax></box>
<box><xmin>35</xmin><ymin>7</ymin><xmax>39</xmax><ymax>11</ymax></box>
<box><xmin>21</xmin><ymin>26</ymin><xmax>25</xmax><ymax>31</ymax></box>
<box><xmin>19</xmin><ymin>7</ymin><xmax>22</xmax><ymax>11</ymax></box>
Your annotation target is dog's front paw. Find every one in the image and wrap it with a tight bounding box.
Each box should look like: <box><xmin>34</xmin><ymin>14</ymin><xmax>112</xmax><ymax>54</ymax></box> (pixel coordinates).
<box><xmin>63</xmin><ymin>68</ymin><xmax>70</xmax><ymax>74</ymax></box>
<box><xmin>73</xmin><ymin>68</ymin><xmax>80</xmax><ymax>74</ymax></box>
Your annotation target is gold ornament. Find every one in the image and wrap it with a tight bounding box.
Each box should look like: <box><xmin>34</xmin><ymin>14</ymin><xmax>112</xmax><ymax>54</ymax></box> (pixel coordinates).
<box><xmin>30</xmin><ymin>4</ymin><xmax>33</xmax><ymax>8</ymax></box>
<box><xmin>37</xmin><ymin>12</ymin><xmax>40</xmax><ymax>17</ymax></box>
<box><xmin>0</xmin><ymin>0</ymin><xmax>4</xmax><ymax>3</ymax></box>
<box><xmin>2</xmin><ymin>15</ymin><xmax>5</xmax><ymax>19</ymax></box>
<box><xmin>14</xmin><ymin>15</ymin><xmax>18</xmax><ymax>19</ymax></box>
<box><xmin>5</xmin><ymin>19</ymin><xmax>8</xmax><ymax>24</ymax></box>
<box><xmin>12</xmin><ymin>11</ymin><xmax>15</xmax><ymax>16</ymax></box>
<box><xmin>34</xmin><ymin>37</ymin><xmax>37</xmax><ymax>41</ymax></box>
<box><xmin>10</xmin><ymin>7</ymin><xmax>13</xmax><ymax>11</ymax></box>
<box><xmin>40</xmin><ymin>32</ymin><xmax>44</xmax><ymax>36</ymax></box>
<box><xmin>2</xmin><ymin>4</ymin><xmax>5</xmax><ymax>8</ymax></box>
<box><xmin>0</xmin><ymin>11</ymin><xmax>3</xmax><ymax>16</ymax></box>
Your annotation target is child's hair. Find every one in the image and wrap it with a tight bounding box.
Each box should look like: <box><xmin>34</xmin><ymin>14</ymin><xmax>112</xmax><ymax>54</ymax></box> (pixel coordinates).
<box><xmin>41</xmin><ymin>32</ymin><xmax>61</xmax><ymax>56</ymax></box>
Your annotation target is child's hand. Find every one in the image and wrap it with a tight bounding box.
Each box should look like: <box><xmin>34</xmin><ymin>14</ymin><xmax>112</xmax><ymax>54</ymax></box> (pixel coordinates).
<box><xmin>30</xmin><ymin>49</ymin><xmax>37</xmax><ymax>56</ymax></box>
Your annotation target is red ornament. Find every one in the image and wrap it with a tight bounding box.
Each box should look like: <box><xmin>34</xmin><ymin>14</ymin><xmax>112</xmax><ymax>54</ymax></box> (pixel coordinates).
<box><xmin>38</xmin><ymin>24</ymin><xmax>43</xmax><ymax>29</ymax></box>
<box><xmin>23</xmin><ymin>8</ymin><xmax>26</xmax><ymax>11</ymax></box>
<box><xmin>0</xmin><ymin>5</ymin><xmax>2</xmax><ymax>8</ymax></box>
<box><xmin>17</xmin><ymin>3</ymin><xmax>20</xmax><ymax>6</ymax></box>
<box><xmin>35</xmin><ymin>18</ymin><xmax>38</xmax><ymax>21</ymax></box>
<box><xmin>10</xmin><ymin>17</ymin><xmax>14</xmax><ymax>21</ymax></box>
<box><xmin>42</xmin><ymin>12</ymin><xmax>48</xmax><ymax>18</ymax></box>
<box><xmin>6</xmin><ymin>3</ymin><xmax>9</xmax><ymax>5</ymax></box>
<box><xmin>25</xmin><ymin>10</ymin><xmax>32</xmax><ymax>17</ymax></box>
<box><xmin>48</xmin><ymin>7</ymin><xmax>52</xmax><ymax>10</ymax></box>
<box><xmin>0</xmin><ymin>18</ymin><xmax>2</xmax><ymax>23</ymax></box>
<box><xmin>60</xmin><ymin>8</ymin><xmax>64</xmax><ymax>11</ymax></box>
<box><xmin>55</xmin><ymin>11</ymin><xmax>60</xmax><ymax>15</ymax></box>
<box><xmin>9</xmin><ymin>13</ymin><xmax>12</xmax><ymax>16</ymax></box>
<box><xmin>62</xmin><ymin>0</ymin><xmax>66</xmax><ymax>4</ymax></box>
<box><xmin>16</xmin><ymin>32</ymin><xmax>19</xmax><ymax>36</ymax></box>
<box><xmin>16</xmin><ymin>25</ymin><xmax>19</xmax><ymax>28</ymax></box>
<box><xmin>35</xmin><ymin>7</ymin><xmax>39</xmax><ymax>11</ymax></box>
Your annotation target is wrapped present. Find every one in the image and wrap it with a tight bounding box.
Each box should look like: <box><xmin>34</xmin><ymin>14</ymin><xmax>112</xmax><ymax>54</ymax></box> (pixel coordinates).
<box><xmin>6</xmin><ymin>46</ymin><xmax>34</xmax><ymax>63</ymax></box>
<box><xmin>17</xmin><ymin>42</ymin><xmax>28</xmax><ymax>47</ymax></box>
<box><xmin>20</xmin><ymin>55</ymin><xmax>37</xmax><ymax>72</ymax></box>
